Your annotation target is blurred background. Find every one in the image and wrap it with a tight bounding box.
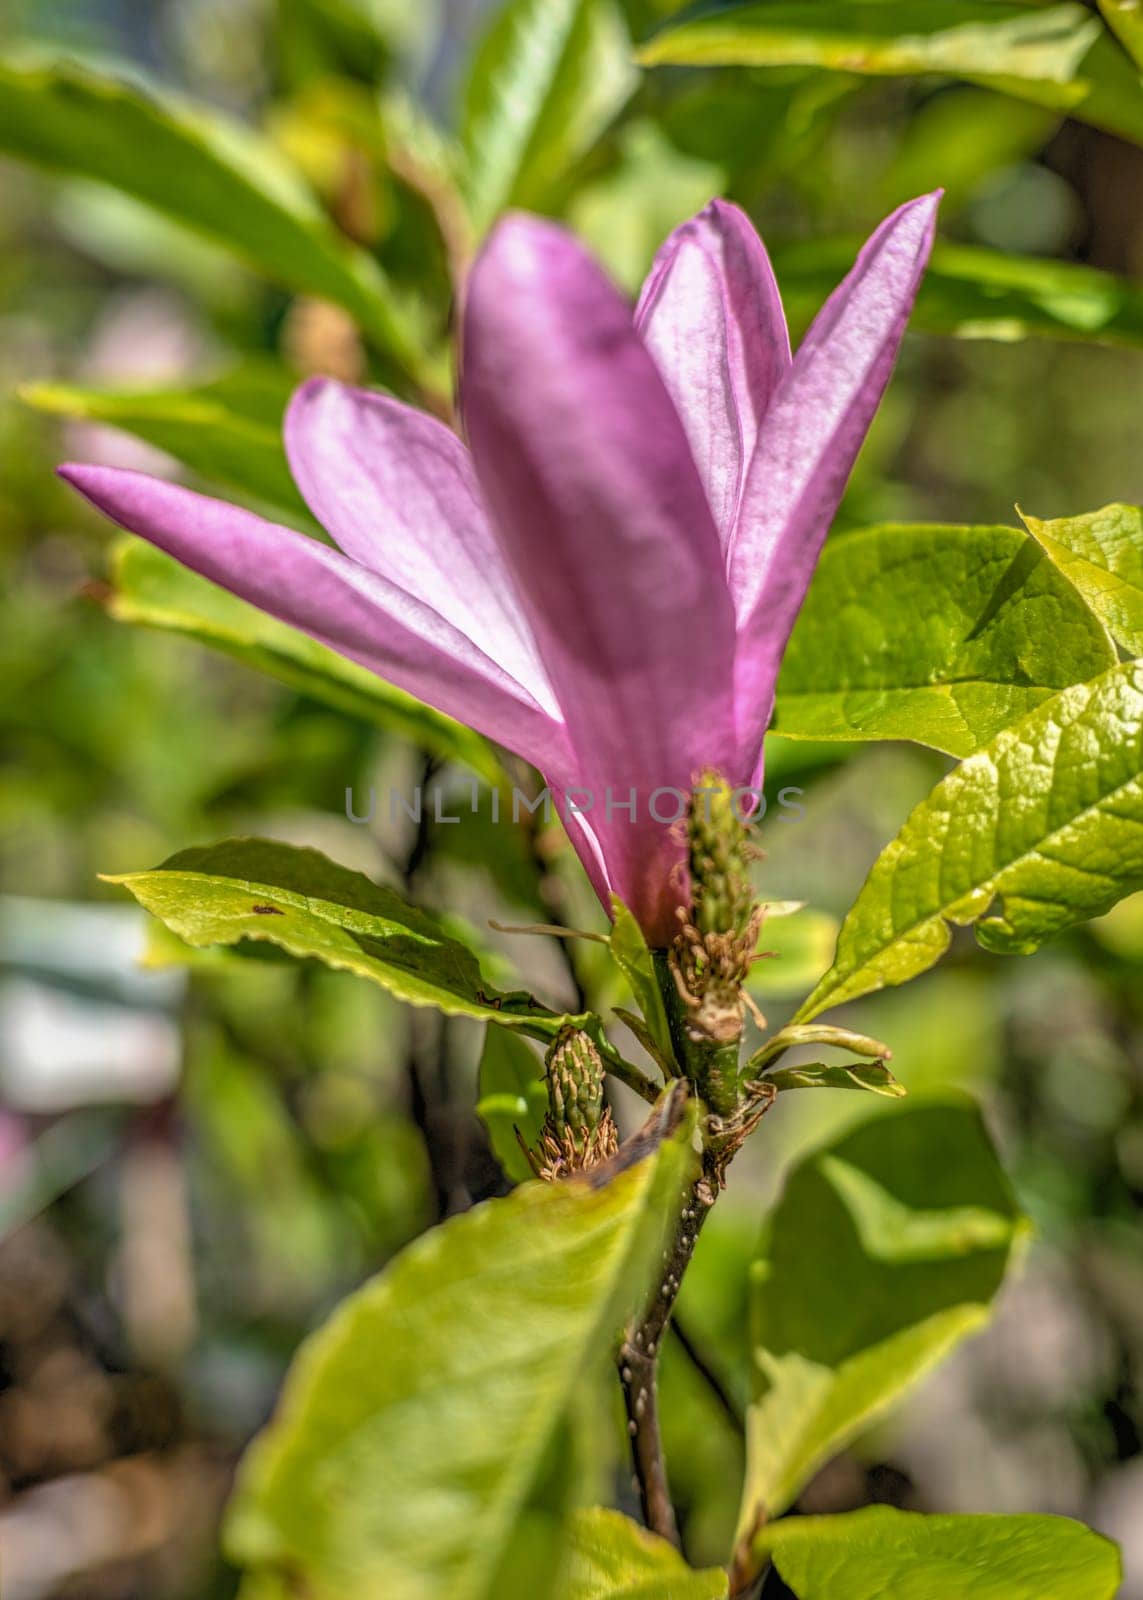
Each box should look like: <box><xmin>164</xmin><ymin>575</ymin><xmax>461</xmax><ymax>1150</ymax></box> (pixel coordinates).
<box><xmin>1</xmin><ymin>0</ymin><xmax>1142</xmax><ymax>1595</ymax></box>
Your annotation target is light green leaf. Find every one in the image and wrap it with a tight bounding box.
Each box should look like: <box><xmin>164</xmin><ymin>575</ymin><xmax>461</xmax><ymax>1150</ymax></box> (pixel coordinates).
<box><xmin>1021</xmin><ymin>503</ymin><xmax>1143</xmax><ymax>655</ymax></box>
<box><xmin>477</xmin><ymin>1025</ymin><xmax>549</xmax><ymax>1183</ymax></box>
<box><xmin>226</xmin><ymin>1091</ymin><xmax>696</xmax><ymax>1600</ymax></box>
<box><xmin>462</xmin><ymin>0</ymin><xmax>636</xmax><ymax>233</ymax></box>
<box><xmin>774</xmin><ymin>523</ymin><xmax>1115</xmax><ymax>756</ymax></box>
<box><xmin>1099</xmin><ymin>0</ymin><xmax>1143</xmax><ymax>72</ymax></box>
<box><xmin>766</xmin><ymin>1061</ymin><xmax>906</xmax><ymax>1098</ymax></box>
<box><xmin>754</xmin><ymin>1506</ymin><xmax>1121</xmax><ymax>1600</ymax></box>
<box><xmin>739</xmin><ymin>1101</ymin><xmax>1025</xmax><ymax>1526</ymax></box>
<box><xmin>23</xmin><ymin>366</ymin><xmax>308</xmax><ymax>521</ymax></box>
<box><xmin>750</xmin><ymin>908</ymin><xmax>840</xmax><ymax>1001</ymax></box>
<box><xmin>776</xmin><ymin>237</ymin><xmax>1143</xmax><ymax>348</ymax></box>
<box><xmin>555</xmin><ymin>1508</ymin><xmax>728</xmax><ymax>1599</ymax></box>
<box><xmin>608</xmin><ymin>896</ymin><xmax>676</xmax><ymax>1073</ymax></box>
<box><xmin>0</xmin><ymin>54</ymin><xmax>422</xmax><ymax>369</ymax></box>
<box><xmin>106</xmin><ymin>537</ymin><xmax>500</xmax><ymax>778</ymax></box>
<box><xmin>105</xmin><ymin>838</ymin><xmax>580</xmax><ymax>1037</ymax></box>
<box><xmin>638</xmin><ymin>3</ymin><xmax>1143</xmax><ymax>146</ymax></box>
<box><xmin>797</xmin><ymin>660</ymin><xmax>1143</xmax><ymax>1021</ymax></box>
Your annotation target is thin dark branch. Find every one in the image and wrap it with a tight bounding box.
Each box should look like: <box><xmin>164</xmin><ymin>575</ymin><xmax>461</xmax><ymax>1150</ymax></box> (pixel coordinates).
<box><xmin>670</xmin><ymin>1311</ymin><xmax>745</xmax><ymax>1438</ymax></box>
<box><xmin>618</xmin><ymin>1150</ymin><xmax>721</xmax><ymax>1546</ymax></box>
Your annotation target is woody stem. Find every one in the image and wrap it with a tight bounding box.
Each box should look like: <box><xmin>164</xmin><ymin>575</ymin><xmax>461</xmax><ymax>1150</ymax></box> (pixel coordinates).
<box><xmin>617</xmin><ymin>1141</ymin><xmax>721</xmax><ymax>1546</ymax></box>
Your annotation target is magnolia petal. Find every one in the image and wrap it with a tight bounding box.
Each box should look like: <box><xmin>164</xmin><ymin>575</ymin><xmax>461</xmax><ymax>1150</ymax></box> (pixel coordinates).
<box><xmin>284</xmin><ymin>379</ymin><xmax>556</xmax><ymax>714</ymax></box>
<box><xmin>59</xmin><ymin>465</ymin><xmax>571</xmax><ymax>775</ymax></box>
<box><xmin>463</xmin><ymin>213</ymin><xmax>737</xmax><ymax>944</ymax></box>
<box><xmin>731</xmin><ymin>192</ymin><xmax>940</xmax><ymax>776</ymax></box>
<box><xmin>636</xmin><ymin>198</ymin><xmax>790</xmax><ymax>547</ymax></box>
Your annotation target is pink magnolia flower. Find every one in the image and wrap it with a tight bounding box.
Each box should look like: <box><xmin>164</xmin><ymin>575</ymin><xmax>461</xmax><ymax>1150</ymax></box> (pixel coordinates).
<box><xmin>61</xmin><ymin>195</ymin><xmax>938</xmax><ymax>947</ymax></box>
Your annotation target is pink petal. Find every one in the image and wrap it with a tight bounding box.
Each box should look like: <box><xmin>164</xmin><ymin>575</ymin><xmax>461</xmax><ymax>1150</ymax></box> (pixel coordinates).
<box><xmin>462</xmin><ymin>214</ymin><xmax>738</xmax><ymax>944</ymax></box>
<box><xmin>635</xmin><ymin>198</ymin><xmax>790</xmax><ymax>548</ymax></box>
<box><xmin>284</xmin><ymin>379</ymin><xmax>556</xmax><ymax>715</ymax></box>
<box><xmin>59</xmin><ymin>465</ymin><xmax>572</xmax><ymax>776</ymax></box>
<box><xmin>731</xmin><ymin>193</ymin><xmax>940</xmax><ymax>776</ymax></box>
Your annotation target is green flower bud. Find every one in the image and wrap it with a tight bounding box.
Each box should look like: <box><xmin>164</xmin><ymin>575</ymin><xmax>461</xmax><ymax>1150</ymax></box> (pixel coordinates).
<box><xmin>527</xmin><ymin>1027</ymin><xmax>617</xmax><ymax>1181</ymax></box>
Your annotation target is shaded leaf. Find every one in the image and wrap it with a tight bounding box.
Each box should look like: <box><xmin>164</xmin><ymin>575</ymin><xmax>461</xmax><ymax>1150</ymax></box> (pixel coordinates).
<box><xmin>1021</xmin><ymin>502</ymin><xmax>1143</xmax><ymax>655</ymax></box>
<box><xmin>738</xmin><ymin>1102</ymin><xmax>1025</xmax><ymax>1525</ymax></box>
<box><xmin>754</xmin><ymin>1506</ymin><xmax>1121</xmax><ymax>1600</ymax></box>
<box><xmin>106</xmin><ymin>838</ymin><xmax>580</xmax><ymax>1036</ymax></box>
<box><xmin>638</xmin><ymin>2</ymin><xmax>1143</xmax><ymax>146</ymax></box>
<box><xmin>462</xmin><ymin>0</ymin><xmax>636</xmax><ymax>232</ymax></box>
<box><xmin>774</xmin><ymin>522</ymin><xmax>1115</xmax><ymax>757</ymax></box>
<box><xmin>106</xmin><ymin>537</ymin><xmax>500</xmax><ymax>778</ymax></box>
<box><xmin>555</xmin><ymin>1508</ymin><xmax>728</xmax><ymax>1599</ymax></box>
<box><xmin>226</xmin><ymin>1091</ymin><xmax>696</xmax><ymax>1600</ymax></box>
<box><xmin>797</xmin><ymin>660</ymin><xmax>1143</xmax><ymax>1020</ymax></box>
<box><xmin>477</xmin><ymin>1024</ymin><xmax>549</xmax><ymax>1183</ymax></box>
<box><xmin>0</xmin><ymin>54</ymin><xmax>422</xmax><ymax>369</ymax></box>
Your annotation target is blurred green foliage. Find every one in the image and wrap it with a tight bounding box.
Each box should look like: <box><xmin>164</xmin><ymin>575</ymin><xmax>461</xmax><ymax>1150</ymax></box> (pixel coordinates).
<box><xmin>0</xmin><ymin>0</ymin><xmax>1141</xmax><ymax>1595</ymax></box>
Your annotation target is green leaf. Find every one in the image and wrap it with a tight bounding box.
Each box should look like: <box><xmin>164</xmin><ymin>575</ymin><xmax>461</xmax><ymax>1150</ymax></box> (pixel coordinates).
<box><xmin>23</xmin><ymin>366</ymin><xmax>308</xmax><ymax>521</ymax></box>
<box><xmin>739</xmin><ymin>1101</ymin><xmax>1025</xmax><ymax>1526</ymax></box>
<box><xmin>750</xmin><ymin>908</ymin><xmax>840</xmax><ymax>1000</ymax></box>
<box><xmin>774</xmin><ymin>522</ymin><xmax>1115</xmax><ymax>756</ymax></box>
<box><xmin>766</xmin><ymin>1061</ymin><xmax>906</xmax><ymax>1098</ymax></box>
<box><xmin>1021</xmin><ymin>503</ymin><xmax>1143</xmax><ymax>655</ymax></box>
<box><xmin>462</xmin><ymin>0</ymin><xmax>637</xmax><ymax>233</ymax></box>
<box><xmin>106</xmin><ymin>537</ymin><xmax>500</xmax><ymax>778</ymax></box>
<box><xmin>638</xmin><ymin>2</ymin><xmax>1143</xmax><ymax>146</ymax></box>
<box><xmin>797</xmin><ymin>660</ymin><xmax>1143</xmax><ymax>1020</ymax></box>
<box><xmin>776</xmin><ymin>237</ymin><xmax>1143</xmax><ymax>348</ymax></box>
<box><xmin>608</xmin><ymin>896</ymin><xmax>676</xmax><ymax>1073</ymax></box>
<box><xmin>105</xmin><ymin>837</ymin><xmax>581</xmax><ymax>1037</ymax></box>
<box><xmin>226</xmin><ymin>1090</ymin><xmax>696</xmax><ymax>1600</ymax></box>
<box><xmin>1099</xmin><ymin>0</ymin><xmax>1143</xmax><ymax>72</ymax></box>
<box><xmin>477</xmin><ymin>1025</ymin><xmax>549</xmax><ymax>1183</ymax></box>
<box><xmin>754</xmin><ymin>1506</ymin><xmax>1121</xmax><ymax>1600</ymax></box>
<box><xmin>554</xmin><ymin>1508</ymin><xmax>728</xmax><ymax>1599</ymax></box>
<box><xmin>0</xmin><ymin>54</ymin><xmax>422</xmax><ymax>370</ymax></box>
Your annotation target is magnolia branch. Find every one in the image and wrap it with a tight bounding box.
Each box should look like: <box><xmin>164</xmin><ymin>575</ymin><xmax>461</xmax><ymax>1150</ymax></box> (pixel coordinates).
<box><xmin>617</xmin><ymin>1141</ymin><xmax>722</xmax><ymax>1546</ymax></box>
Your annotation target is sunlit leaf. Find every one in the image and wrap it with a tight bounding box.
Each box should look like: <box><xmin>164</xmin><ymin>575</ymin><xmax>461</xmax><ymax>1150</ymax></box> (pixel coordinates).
<box><xmin>738</xmin><ymin>1101</ymin><xmax>1025</xmax><ymax>1526</ymax></box>
<box><xmin>226</xmin><ymin>1090</ymin><xmax>696</xmax><ymax>1600</ymax></box>
<box><xmin>776</xmin><ymin>238</ymin><xmax>1143</xmax><ymax>348</ymax></box>
<box><xmin>24</xmin><ymin>365</ymin><xmax>308</xmax><ymax>520</ymax></box>
<box><xmin>1099</xmin><ymin>0</ymin><xmax>1143</xmax><ymax>72</ymax></box>
<box><xmin>106</xmin><ymin>537</ymin><xmax>500</xmax><ymax>778</ymax></box>
<box><xmin>749</xmin><ymin>907</ymin><xmax>840</xmax><ymax>1001</ymax></box>
<box><xmin>0</xmin><ymin>54</ymin><xmax>424</xmax><ymax>371</ymax></box>
<box><xmin>774</xmin><ymin>522</ymin><xmax>1115</xmax><ymax>757</ymax></box>
<box><xmin>106</xmin><ymin>838</ymin><xmax>581</xmax><ymax>1036</ymax></box>
<box><xmin>797</xmin><ymin>661</ymin><xmax>1143</xmax><ymax>1020</ymax></box>
<box><xmin>462</xmin><ymin>0</ymin><xmax>637</xmax><ymax>233</ymax></box>
<box><xmin>765</xmin><ymin>1061</ymin><xmax>906</xmax><ymax>1097</ymax></box>
<box><xmin>555</xmin><ymin>1508</ymin><xmax>728</xmax><ymax>1599</ymax></box>
<box><xmin>638</xmin><ymin>2</ymin><xmax>1143</xmax><ymax>146</ymax></box>
<box><xmin>1021</xmin><ymin>503</ymin><xmax>1143</xmax><ymax>655</ymax></box>
<box><xmin>753</xmin><ymin>1506</ymin><xmax>1121</xmax><ymax>1600</ymax></box>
